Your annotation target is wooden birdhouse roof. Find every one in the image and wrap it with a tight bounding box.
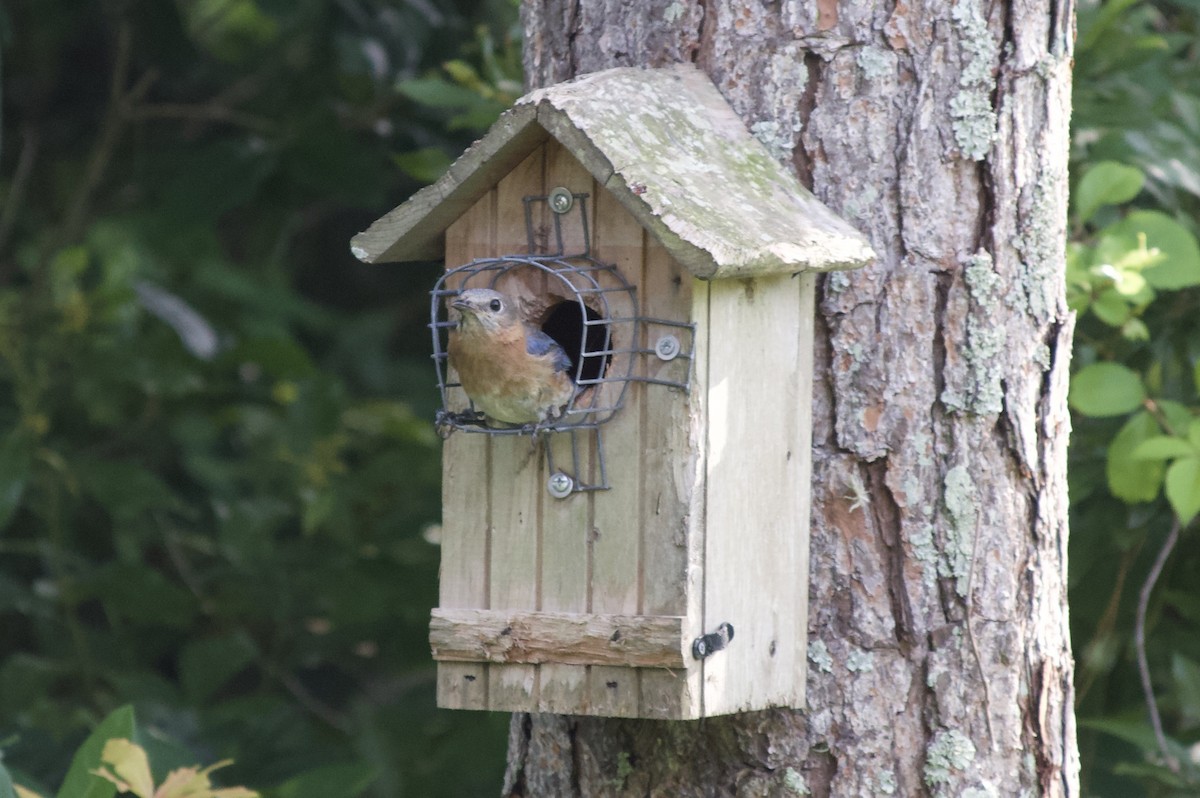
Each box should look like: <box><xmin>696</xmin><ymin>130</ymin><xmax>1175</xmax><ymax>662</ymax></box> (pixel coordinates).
<box><xmin>351</xmin><ymin>64</ymin><xmax>875</xmax><ymax>279</ymax></box>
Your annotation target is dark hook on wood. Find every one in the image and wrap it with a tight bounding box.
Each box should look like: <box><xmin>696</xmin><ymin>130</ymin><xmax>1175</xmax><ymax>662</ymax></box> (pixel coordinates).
<box><xmin>692</xmin><ymin>622</ymin><xmax>735</xmax><ymax>660</ymax></box>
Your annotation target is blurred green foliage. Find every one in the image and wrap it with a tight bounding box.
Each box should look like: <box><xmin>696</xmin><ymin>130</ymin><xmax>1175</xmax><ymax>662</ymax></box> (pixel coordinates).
<box><xmin>1070</xmin><ymin>1</ymin><xmax>1200</xmax><ymax>793</ymax></box>
<box><xmin>0</xmin><ymin>1</ymin><xmax>519</xmax><ymax>795</ymax></box>
<box><xmin>14</xmin><ymin>0</ymin><xmax>1200</xmax><ymax>794</ymax></box>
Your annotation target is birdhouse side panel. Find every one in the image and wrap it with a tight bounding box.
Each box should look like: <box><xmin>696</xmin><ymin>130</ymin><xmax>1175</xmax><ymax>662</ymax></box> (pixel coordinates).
<box><xmin>699</xmin><ymin>272</ymin><xmax>815</xmax><ymax>716</ymax></box>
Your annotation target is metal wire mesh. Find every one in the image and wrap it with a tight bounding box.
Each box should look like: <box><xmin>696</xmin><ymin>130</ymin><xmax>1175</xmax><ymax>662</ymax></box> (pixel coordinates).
<box><xmin>428</xmin><ymin>191</ymin><xmax>695</xmax><ymax>494</ymax></box>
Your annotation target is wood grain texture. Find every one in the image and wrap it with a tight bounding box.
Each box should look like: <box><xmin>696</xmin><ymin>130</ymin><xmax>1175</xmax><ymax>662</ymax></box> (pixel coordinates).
<box><xmin>638</xmin><ymin>241</ymin><xmax>704</xmax><ymax>720</ymax></box>
<box><xmin>585</xmin><ymin>177</ymin><xmax>646</xmax><ymax>718</ymax></box>
<box><xmin>430</xmin><ymin>609</ymin><xmax>686</xmax><ymax>668</ymax></box>
<box><xmin>436</xmin><ymin>189</ymin><xmax>494</xmax><ymax>710</ymax></box>
<box><xmin>701</xmin><ymin>272</ymin><xmax>813</xmax><ymax>716</ymax></box>
<box><xmin>485</xmin><ymin>147</ymin><xmax>546</xmax><ymax>712</ymax></box>
<box><xmin>508</xmin><ymin>0</ymin><xmax>1079</xmax><ymax>795</ymax></box>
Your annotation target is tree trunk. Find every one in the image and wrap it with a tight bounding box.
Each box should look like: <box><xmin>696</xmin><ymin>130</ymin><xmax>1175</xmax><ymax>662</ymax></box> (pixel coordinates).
<box><xmin>506</xmin><ymin>1</ymin><xmax>1079</xmax><ymax>795</ymax></box>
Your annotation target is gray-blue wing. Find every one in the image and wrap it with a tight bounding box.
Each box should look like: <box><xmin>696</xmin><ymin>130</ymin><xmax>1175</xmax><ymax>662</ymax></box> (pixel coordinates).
<box><xmin>526</xmin><ymin>328</ymin><xmax>573</xmax><ymax>375</ymax></box>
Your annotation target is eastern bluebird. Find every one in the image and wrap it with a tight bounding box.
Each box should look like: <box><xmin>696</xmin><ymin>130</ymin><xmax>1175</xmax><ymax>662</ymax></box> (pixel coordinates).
<box><xmin>447</xmin><ymin>288</ymin><xmax>575</xmax><ymax>428</ymax></box>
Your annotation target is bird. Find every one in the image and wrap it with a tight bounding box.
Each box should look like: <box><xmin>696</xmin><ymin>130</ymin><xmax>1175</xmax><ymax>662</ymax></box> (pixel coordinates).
<box><xmin>446</xmin><ymin>288</ymin><xmax>575</xmax><ymax>429</ymax></box>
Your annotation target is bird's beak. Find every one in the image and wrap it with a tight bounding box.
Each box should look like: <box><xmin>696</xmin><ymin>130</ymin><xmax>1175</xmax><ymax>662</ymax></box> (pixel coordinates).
<box><xmin>450</xmin><ymin>298</ymin><xmax>471</xmax><ymax>311</ymax></box>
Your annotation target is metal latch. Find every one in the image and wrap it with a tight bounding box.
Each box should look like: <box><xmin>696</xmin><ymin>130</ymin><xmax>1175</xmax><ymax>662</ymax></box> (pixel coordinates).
<box><xmin>692</xmin><ymin>622</ymin><xmax>735</xmax><ymax>660</ymax></box>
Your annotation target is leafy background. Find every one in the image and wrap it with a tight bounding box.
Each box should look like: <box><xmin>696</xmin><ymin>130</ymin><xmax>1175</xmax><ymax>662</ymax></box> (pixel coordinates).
<box><xmin>0</xmin><ymin>0</ymin><xmax>518</xmax><ymax>795</ymax></box>
<box><xmin>1070</xmin><ymin>0</ymin><xmax>1200</xmax><ymax>794</ymax></box>
<box><xmin>3</xmin><ymin>0</ymin><xmax>1200</xmax><ymax>795</ymax></box>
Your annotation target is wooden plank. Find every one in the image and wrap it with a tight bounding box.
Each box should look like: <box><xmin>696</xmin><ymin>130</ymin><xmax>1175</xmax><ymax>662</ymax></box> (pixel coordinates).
<box><xmin>430</xmin><ymin>609</ymin><xmax>686</xmax><ymax>668</ymax></box>
<box><xmin>435</xmin><ymin>189</ymin><xmax>495</xmax><ymax>710</ymax></box>
<box><xmin>586</xmin><ymin>180</ymin><xmax>647</xmax><ymax>718</ymax></box>
<box><xmin>793</xmin><ymin>272</ymin><xmax>815</xmax><ymax>709</ymax></box>
<box><xmin>536</xmin><ymin>144</ymin><xmax>594</xmax><ymax>714</ymax></box>
<box><xmin>485</xmin><ymin>146</ymin><xmax>547</xmax><ymax>712</ymax></box>
<box><xmin>700</xmin><ymin>272</ymin><xmax>811</xmax><ymax>715</ymax></box>
<box><xmin>639</xmin><ymin>244</ymin><xmax>706</xmax><ymax>720</ymax></box>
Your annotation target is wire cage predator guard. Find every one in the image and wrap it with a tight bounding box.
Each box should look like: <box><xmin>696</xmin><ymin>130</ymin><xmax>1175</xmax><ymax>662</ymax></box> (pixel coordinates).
<box><xmin>429</xmin><ymin>191</ymin><xmax>695</xmax><ymax>496</ymax></box>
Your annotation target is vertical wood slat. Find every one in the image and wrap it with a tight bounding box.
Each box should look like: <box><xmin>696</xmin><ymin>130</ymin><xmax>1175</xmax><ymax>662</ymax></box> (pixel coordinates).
<box><xmin>792</xmin><ymin>272</ymin><xmax>815</xmax><ymax>709</ymax></box>
<box><xmin>485</xmin><ymin>145</ymin><xmax>547</xmax><ymax>711</ymax></box>
<box><xmin>639</xmin><ymin>242</ymin><xmax>704</xmax><ymax>719</ymax></box>
<box><xmin>436</xmin><ymin>189</ymin><xmax>495</xmax><ymax>710</ymax></box>
<box><xmin>537</xmin><ymin>145</ymin><xmax>594</xmax><ymax>712</ymax></box>
<box><xmin>700</xmin><ymin>273</ymin><xmax>811</xmax><ymax>715</ymax></box>
<box><xmin>585</xmin><ymin>180</ymin><xmax>645</xmax><ymax>717</ymax></box>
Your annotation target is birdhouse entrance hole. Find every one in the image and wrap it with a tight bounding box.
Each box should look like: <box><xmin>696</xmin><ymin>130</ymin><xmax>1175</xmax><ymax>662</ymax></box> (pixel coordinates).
<box><xmin>540</xmin><ymin>299</ymin><xmax>610</xmax><ymax>384</ymax></box>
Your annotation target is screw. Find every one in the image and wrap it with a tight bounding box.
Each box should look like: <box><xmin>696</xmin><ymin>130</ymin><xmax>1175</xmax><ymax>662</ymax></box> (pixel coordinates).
<box><xmin>548</xmin><ymin>187</ymin><xmax>574</xmax><ymax>214</ymax></box>
<box><xmin>655</xmin><ymin>335</ymin><xmax>681</xmax><ymax>361</ymax></box>
<box><xmin>547</xmin><ymin>471</ymin><xmax>574</xmax><ymax>498</ymax></box>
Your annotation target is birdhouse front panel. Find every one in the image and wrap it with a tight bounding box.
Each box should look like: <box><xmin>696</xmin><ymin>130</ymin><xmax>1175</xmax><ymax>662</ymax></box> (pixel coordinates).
<box><xmin>431</xmin><ymin>139</ymin><xmax>706</xmax><ymax>719</ymax></box>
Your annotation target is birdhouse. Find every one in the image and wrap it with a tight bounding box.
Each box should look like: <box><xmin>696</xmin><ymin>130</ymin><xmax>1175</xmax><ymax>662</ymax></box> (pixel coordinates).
<box><xmin>352</xmin><ymin>64</ymin><xmax>874</xmax><ymax>719</ymax></box>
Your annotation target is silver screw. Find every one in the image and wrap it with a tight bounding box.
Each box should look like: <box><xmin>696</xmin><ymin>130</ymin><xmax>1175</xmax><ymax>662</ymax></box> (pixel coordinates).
<box><xmin>548</xmin><ymin>187</ymin><xmax>574</xmax><ymax>214</ymax></box>
<box><xmin>547</xmin><ymin>471</ymin><xmax>574</xmax><ymax>498</ymax></box>
<box><xmin>655</xmin><ymin>335</ymin><xmax>681</xmax><ymax>361</ymax></box>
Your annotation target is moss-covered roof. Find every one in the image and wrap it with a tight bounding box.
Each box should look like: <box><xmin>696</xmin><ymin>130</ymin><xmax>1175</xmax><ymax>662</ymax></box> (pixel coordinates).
<box><xmin>351</xmin><ymin>64</ymin><xmax>875</xmax><ymax>279</ymax></box>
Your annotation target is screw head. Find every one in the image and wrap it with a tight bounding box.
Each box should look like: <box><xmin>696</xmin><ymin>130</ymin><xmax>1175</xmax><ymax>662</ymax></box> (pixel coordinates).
<box><xmin>655</xmin><ymin>335</ymin><xmax>681</xmax><ymax>361</ymax></box>
<box><xmin>547</xmin><ymin>471</ymin><xmax>574</xmax><ymax>498</ymax></box>
<box><xmin>548</xmin><ymin>187</ymin><xmax>574</xmax><ymax>214</ymax></box>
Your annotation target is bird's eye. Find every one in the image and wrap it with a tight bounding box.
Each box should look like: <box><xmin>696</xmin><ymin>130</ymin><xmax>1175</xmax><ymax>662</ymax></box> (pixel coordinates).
<box><xmin>489</xmin><ymin>299</ymin><xmax>502</xmax><ymax>312</ymax></box>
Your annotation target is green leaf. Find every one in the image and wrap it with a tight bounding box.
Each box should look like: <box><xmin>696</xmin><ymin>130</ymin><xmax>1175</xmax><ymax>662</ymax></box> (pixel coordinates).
<box><xmin>395</xmin><ymin>77</ymin><xmax>484</xmax><ymax>109</ymax></box>
<box><xmin>1132</xmin><ymin>436</ymin><xmax>1197</xmax><ymax>461</ymax></box>
<box><xmin>1191</xmin><ymin>420</ymin><xmax>1200</xmax><ymax>450</ymax></box>
<box><xmin>1120</xmin><ymin>317</ymin><xmax>1149</xmax><ymax>341</ymax></box>
<box><xmin>0</xmin><ymin>762</ymin><xmax>19</xmax><ymax>798</ymax></box>
<box><xmin>1109</xmin><ymin>211</ymin><xmax>1200</xmax><ymax>289</ymax></box>
<box><xmin>55</xmin><ymin>705</ymin><xmax>136</xmax><ymax>798</ymax></box>
<box><xmin>272</xmin><ymin>763</ymin><xmax>376</xmax><ymax>798</ymax></box>
<box><xmin>1107</xmin><ymin>411</ymin><xmax>1166</xmax><ymax>503</ymax></box>
<box><xmin>1089</xmin><ymin>288</ymin><xmax>1131</xmax><ymax>327</ymax></box>
<box><xmin>1165</xmin><ymin>457</ymin><xmax>1200</xmax><ymax>524</ymax></box>
<box><xmin>0</xmin><ymin>434</ymin><xmax>32</xmax><ymax>531</ymax></box>
<box><xmin>94</xmin><ymin>739</ymin><xmax>154</xmax><ymax>798</ymax></box>
<box><xmin>391</xmin><ymin>147</ymin><xmax>453</xmax><ymax>184</ymax></box>
<box><xmin>179</xmin><ymin>633</ymin><xmax>256</xmax><ymax>703</ymax></box>
<box><xmin>1070</xmin><ymin>362</ymin><xmax>1146</xmax><ymax>417</ymax></box>
<box><xmin>1172</xmin><ymin>653</ymin><xmax>1200</xmax><ymax>728</ymax></box>
<box><xmin>1075</xmin><ymin>161</ymin><xmax>1144</xmax><ymax>223</ymax></box>
<box><xmin>1158</xmin><ymin>400</ymin><xmax>1193</xmax><ymax>435</ymax></box>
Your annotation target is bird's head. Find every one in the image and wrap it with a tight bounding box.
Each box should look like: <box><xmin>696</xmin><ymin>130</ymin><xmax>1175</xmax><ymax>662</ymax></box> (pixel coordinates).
<box><xmin>450</xmin><ymin>288</ymin><xmax>520</xmax><ymax>333</ymax></box>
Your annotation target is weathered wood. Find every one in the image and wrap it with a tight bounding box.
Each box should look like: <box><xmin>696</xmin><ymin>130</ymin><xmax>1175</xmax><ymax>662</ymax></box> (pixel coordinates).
<box><xmin>430</xmin><ymin>609</ymin><xmax>687</xmax><ymax>669</ymax></box>
<box><xmin>351</xmin><ymin>66</ymin><xmax>874</xmax><ymax>279</ymax></box>
<box><xmin>485</xmin><ymin>148</ymin><xmax>546</xmax><ymax>712</ymax></box>
<box><xmin>701</xmin><ymin>271</ymin><xmax>812</xmax><ymax>715</ymax></box>
<box><xmin>536</xmin><ymin>146</ymin><xmax>595</xmax><ymax>713</ymax></box>
<box><xmin>586</xmin><ymin>178</ymin><xmax>649</xmax><ymax>718</ymax></box>
<box><xmin>638</xmin><ymin>241</ymin><xmax>704</xmax><ymax>720</ymax></box>
<box><xmin>435</xmin><ymin>190</ymin><xmax>494</xmax><ymax>710</ymax></box>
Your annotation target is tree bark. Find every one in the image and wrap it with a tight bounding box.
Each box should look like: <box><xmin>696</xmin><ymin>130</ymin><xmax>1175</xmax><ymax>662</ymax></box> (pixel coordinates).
<box><xmin>507</xmin><ymin>1</ymin><xmax>1079</xmax><ymax>795</ymax></box>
